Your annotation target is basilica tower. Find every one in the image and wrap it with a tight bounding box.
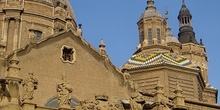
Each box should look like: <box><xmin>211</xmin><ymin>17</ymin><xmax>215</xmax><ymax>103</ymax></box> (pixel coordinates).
<box><xmin>178</xmin><ymin>0</ymin><xmax>208</xmax><ymax>83</ymax></box>
<box><xmin>122</xmin><ymin>0</ymin><xmax>218</xmax><ymax>108</ymax></box>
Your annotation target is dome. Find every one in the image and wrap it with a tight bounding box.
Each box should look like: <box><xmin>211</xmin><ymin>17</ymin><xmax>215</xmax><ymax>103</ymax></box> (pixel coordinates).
<box><xmin>0</xmin><ymin>0</ymin><xmax>77</xmax><ymax>54</ymax></box>
<box><xmin>121</xmin><ymin>51</ymin><xmax>198</xmax><ymax>70</ymax></box>
<box><xmin>32</xmin><ymin>0</ymin><xmax>76</xmax><ymax>21</ymax></box>
<box><xmin>166</xmin><ymin>36</ymin><xmax>180</xmax><ymax>43</ymax></box>
<box><xmin>178</xmin><ymin>3</ymin><xmax>192</xmax><ymax>19</ymax></box>
<box><xmin>140</xmin><ymin>0</ymin><xmax>162</xmax><ymax>19</ymax></box>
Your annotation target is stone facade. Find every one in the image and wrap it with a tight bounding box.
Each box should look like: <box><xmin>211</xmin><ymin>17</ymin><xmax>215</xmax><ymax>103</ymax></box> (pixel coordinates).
<box><xmin>0</xmin><ymin>0</ymin><xmax>220</xmax><ymax>110</ymax></box>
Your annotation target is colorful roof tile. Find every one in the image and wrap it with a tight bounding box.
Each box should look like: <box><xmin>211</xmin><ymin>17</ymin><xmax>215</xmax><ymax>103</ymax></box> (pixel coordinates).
<box><xmin>121</xmin><ymin>51</ymin><xmax>198</xmax><ymax>70</ymax></box>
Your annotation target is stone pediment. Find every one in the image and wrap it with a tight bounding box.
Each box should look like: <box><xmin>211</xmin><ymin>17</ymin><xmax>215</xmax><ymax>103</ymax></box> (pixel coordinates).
<box><xmin>7</xmin><ymin>30</ymin><xmax>123</xmax><ymax>77</ymax></box>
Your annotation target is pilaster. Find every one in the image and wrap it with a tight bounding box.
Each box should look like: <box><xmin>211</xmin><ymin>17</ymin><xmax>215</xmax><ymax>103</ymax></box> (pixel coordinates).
<box><xmin>13</xmin><ymin>18</ymin><xmax>20</xmax><ymax>51</ymax></box>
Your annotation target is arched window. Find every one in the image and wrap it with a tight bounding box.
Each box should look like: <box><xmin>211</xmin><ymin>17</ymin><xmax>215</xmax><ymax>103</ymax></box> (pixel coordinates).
<box><xmin>148</xmin><ymin>28</ymin><xmax>153</xmax><ymax>45</ymax></box>
<box><xmin>45</xmin><ymin>96</ymin><xmax>79</xmax><ymax>108</ymax></box>
<box><xmin>29</xmin><ymin>29</ymin><xmax>43</xmax><ymax>41</ymax></box>
<box><xmin>156</xmin><ymin>28</ymin><xmax>161</xmax><ymax>44</ymax></box>
<box><xmin>139</xmin><ymin>31</ymin><xmax>144</xmax><ymax>43</ymax></box>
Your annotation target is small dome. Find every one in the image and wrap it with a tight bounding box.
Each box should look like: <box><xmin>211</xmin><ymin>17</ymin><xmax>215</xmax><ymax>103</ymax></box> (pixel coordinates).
<box><xmin>140</xmin><ymin>0</ymin><xmax>162</xmax><ymax>19</ymax></box>
<box><xmin>166</xmin><ymin>36</ymin><xmax>180</xmax><ymax>43</ymax></box>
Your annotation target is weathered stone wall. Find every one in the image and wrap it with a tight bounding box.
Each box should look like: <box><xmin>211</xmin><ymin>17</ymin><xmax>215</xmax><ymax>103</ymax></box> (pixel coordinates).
<box><xmin>16</xmin><ymin>32</ymin><xmax>129</xmax><ymax>107</ymax></box>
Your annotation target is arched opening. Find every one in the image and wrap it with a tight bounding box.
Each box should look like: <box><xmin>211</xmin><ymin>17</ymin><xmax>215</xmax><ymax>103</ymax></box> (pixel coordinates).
<box><xmin>45</xmin><ymin>96</ymin><xmax>79</xmax><ymax>108</ymax></box>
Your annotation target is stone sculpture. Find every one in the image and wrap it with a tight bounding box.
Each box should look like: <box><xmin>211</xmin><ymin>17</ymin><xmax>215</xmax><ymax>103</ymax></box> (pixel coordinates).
<box><xmin>57</xmin><ymin>74</ymin><xmax>73</xmax><ymax>108</ymax></box>
<box><xmin>22</xmin><ymin>72</ymin><xmax>38</xmax><ymax>102</ymax></box>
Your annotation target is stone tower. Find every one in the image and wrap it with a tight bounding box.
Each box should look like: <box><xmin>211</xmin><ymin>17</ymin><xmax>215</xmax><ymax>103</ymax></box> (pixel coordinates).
<box><xmin>122</xmin><ymin>0</ymin><xmax>219</xmax><ymax>109</ymax></box>
<box><xmin>178</xmin><ymin>0</ymin><xmax>208</xmax><ymax>83</ymax></box>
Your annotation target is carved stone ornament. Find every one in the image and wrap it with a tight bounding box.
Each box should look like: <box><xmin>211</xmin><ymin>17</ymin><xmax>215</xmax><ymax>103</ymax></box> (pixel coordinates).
<box><xmin>0</xmin><ymin>79</ymin><xmax>10</xmax><ymax>105</ymax></box>
<box><xmin>57</xmin><ymin>74</ymin><xmax>73</xmax><ymax>108</ymax></box>
<box><xmin>75</xmin><ymin>94</ymin><xmax>124</xmax><ymax>110</ymax></box>
<box><xmin>22</xmin><ymin>72</ymin><xmax>38</xmax><ymax>102</ymax></box>
<box><xmin>60</xmin><ymin>45</ymin><xmax>76</xmax><ymax>64</ymax></box>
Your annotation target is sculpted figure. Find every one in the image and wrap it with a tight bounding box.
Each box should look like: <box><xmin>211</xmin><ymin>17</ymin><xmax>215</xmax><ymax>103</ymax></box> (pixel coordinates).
<box><xmin>57</xmin><ymin>74</ymin><xmax>73</xmax><ymax>108</ymax></box>
<box><xmin>22</xmin><ymin>72</ymin><xmax>38</xmax><ymax>102</ymax></box>
<box><xmin>28</xmin><ymin>31</ymin><xmax>36</xmax><ymax>42</ymax></box>
<box><xmin>123</xmin><ymin>71</ymin><xmax>131</xmax><ymax>85</ymax></box>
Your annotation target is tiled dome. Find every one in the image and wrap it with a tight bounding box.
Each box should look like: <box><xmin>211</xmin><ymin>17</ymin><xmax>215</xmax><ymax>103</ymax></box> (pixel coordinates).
<box><xmin>121</xmin><ymin>51</ymin><xmax>198</xmax><ymax>70</ymax></box>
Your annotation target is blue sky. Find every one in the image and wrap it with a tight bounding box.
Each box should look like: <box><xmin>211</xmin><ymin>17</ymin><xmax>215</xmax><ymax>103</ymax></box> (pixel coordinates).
<box><xmin>70</xmin><ymin>0</ymin><xmax>220</xmax><ymax>103</ymax></box>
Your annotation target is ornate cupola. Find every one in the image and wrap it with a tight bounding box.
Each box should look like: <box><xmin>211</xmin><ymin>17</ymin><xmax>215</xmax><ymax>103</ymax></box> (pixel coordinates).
<box><xmin>178</xmin><ymin>0</ymin><xmax>198</xmax><ymax>44</ymax></box>
<box><xmin>137</xmin><ymin>0</ymin><xmax>167</xmax><ymax>50</ymax></box>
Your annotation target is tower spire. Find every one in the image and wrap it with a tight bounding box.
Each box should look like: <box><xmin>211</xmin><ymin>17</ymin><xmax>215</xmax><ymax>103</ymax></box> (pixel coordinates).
<box><xmin>178</xmin><ymin>0</ymin><xmax>198</xmax><ymax>44</ymax></box>
<box><xmin>165</xmin><ymin>9</ymin><xmax>172</xmax><ymax>37</ymax></box>
<box><xmin>182</xmin><ymin>0</ymin><xmax>185</xmax><ymax>5</ymax></box>
<box><xmin>166</xmin><ymin>8</ymin><xmax>180</xmax><ymax>44</ymax></box>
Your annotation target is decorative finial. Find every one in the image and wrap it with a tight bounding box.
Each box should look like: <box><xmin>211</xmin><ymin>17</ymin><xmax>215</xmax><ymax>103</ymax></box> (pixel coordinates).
<box><xmin>173</xmin><ymin>82</ymin><xmax>185</xmax><ymax>107</ymax></box>
<box><xmin>146</xmin><ymin>0</ymin><xmax>156</xmax><ymax>10</ymax></box>
<box><xmin>176</xmin><ymin>82</ymin><xmax>183</xmax><ymax>91</ymax></box>
<box><xmin>76</xmin><ymin>24</ymin><xmax>83</xmax><ymax>37</ymax></box>
<box><xmin>182</xmin><ymin>0</ymin><xmax>185</xmax><ymax>5</ymax></box>
<box><xmin>99</xmin><ymin>39</ymin><xmax>107</xmax><ymax>56</ymax></box>
<box><xmin>200</xmin><ymin>39</ymin><xmax>203</xmax><ymax>45</ymax></box>
<box><xmin>99</xmin><ymin>39</ymin><xmax>106</xmax><ymax>48</ymax></box>
<box><xmin>165</xmin><ymin>7</ymin><xmax>168</xmax><ymax>20</ymax></box>
<box><xmin>78</xmin><ymin>24</ymin><xmax>82</xmax><ymax>29</ymax></box>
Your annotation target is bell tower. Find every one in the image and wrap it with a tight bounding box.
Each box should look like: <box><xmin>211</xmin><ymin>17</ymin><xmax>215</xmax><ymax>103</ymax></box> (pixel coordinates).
<box><xmin>178</xmin><ymin>0</ymin><xmax>197</xmax><ymax>44</ymax></box>
<box><xmin>178</xmin><ymin>0</ymin><xmax>208</xmax><ymax>82</ymax></box>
